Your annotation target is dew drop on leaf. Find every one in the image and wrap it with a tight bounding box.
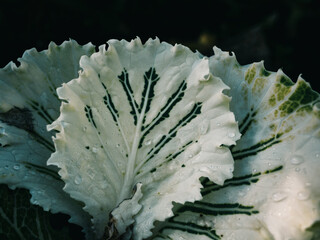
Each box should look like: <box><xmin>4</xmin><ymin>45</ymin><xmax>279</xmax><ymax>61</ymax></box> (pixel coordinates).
<box><xmin>13</xmin><ymin>164</ymin><xmax>20</xmax><ymax>170</ymax></box>
<box><xmin>74</xmin><ymin>175</ymin><xmax>82</xmax><ymax>185</ymax></box>
<box><xmin>290</xmin><ymin>155</ymin><xmax>304</xmax><ymax>165</ymax></box>
<box><xmin>272</xmin><ymin>192</ymin><xmax>287</xmax><ymax>202</ymax></box>
<box><xmin>31</xmin><ymin>199</ymin><xmax>39</xmax><ymax>205</ymax></box>
<box><xmin>144</xmin><ymin>139</ymin><xmax>152</xmax><ymax>146</ymax></box>
<box><xmin>199</xmin><ymin>120</ymin><xmax>209</xmax><ymax>135</ymax></box>
<box><xmin>228</xmin><ymin>132</ymin><xmax>236</xmax><ymax>138</ymax></box>
<box><xmin>297</xmin><ymin>190</ymin><xmax>310</xmax><ymax>201</ymax></box>
<box><xmin>92</xmin><ymin>147</ymin><xmax>98</xmax><ymax>153</ymax></box>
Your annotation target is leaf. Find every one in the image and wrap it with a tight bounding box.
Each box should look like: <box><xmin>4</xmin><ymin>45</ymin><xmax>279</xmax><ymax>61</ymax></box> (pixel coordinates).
<box><xmin>110</xmin><ymin>183</ymin><xmax>143</xmax><ymax>238</ymax></box>
<box><xmin>0</xmin><ymin>184</ymin><xmax>86</xmax><ymax>240</ymax></box>
<box><xmin>0</xmin><ymin>40</ymin><xmax>95</xmax><ymax>237</ymax></box>
<box><xmin>149</xmin><ymin>48</ymin><xmax>320</xmax><ymax>239</ymax></box>
<box><xmin>47</xmin><ymin>38</ymin><xmax>240</xmax><ymax>239</ymax></box>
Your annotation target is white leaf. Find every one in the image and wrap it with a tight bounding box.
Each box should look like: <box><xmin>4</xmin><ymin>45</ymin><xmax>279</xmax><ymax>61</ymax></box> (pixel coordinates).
<box><xmin>111</xmin><ymin>183</ymin><xmax>143</xmax><ymax>237</ymax></box>
<box><xmin>0</xmin><ymin>40</ymin><xmax>95</xmax><ymax>238</ymax></box>
<box><xmin>151</xmin><ymin>47</ymin><xmax>320</xmax><ymax>240</ymax></box>
<box><xmin>47</xmin><ymin>38</ymin><xmax>240</xmax><ymax>239</ymax></box>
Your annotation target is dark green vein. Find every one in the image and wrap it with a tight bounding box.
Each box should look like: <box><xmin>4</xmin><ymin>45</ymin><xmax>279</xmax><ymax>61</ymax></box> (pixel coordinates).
<box><xmin>232</xmin><ymin>133</ymin><xmax>282</xmax><ymax>160</ymax></box>
<box><xmin>45</xmin><ymin>76</ymin><xmax>60</xmax><ymax>101</ymax></box>
<box><xmin>84</xmin><ymin>105</ymin><xmax>97</xmax><ymax>129</ymax></box>
<box><xmin>23</xmin><ymin>162</ymin><xmax>61</xmax><ymax>181</ymax></box>
<box><xmin>28</xmin><ymin>100</ymin><xmax>55</xmax><ymax>124</ymax></box>
<box><xmin>145</xmin><ymin>102</ymin><xmax>202</xmax><ymax>162</ymax></box>
<box><xmin>28</xmin><ymin>129</ymin><xmax>55</xmax><ymax>152</ymax></box>
<box><xmin>201</xmin><ymin>165</ymin><xmax>283</xmax><ymax>196</ymax></box>
<box><xmin>177</xmin><ymin>202</ymin><xmax>259</xmax><ymax>216</ymax></box>
<box><xmin>100</xmin><ymin>81</ymin><xmax>119</xmax><ymax>125</ymax></box>
<box><xmin>118</xmin><ymin>69</ymin><xmax>139</xmax><ymax>125</ymax></box>
<box><xmin>238</xmin><ymin>108</ymin><xmax>257</xmax><ymax>136</ymax></box>
<box><xmin>143</xmin><ymin>141</ymin><xmax>193</xmax><ymax>175</ymax></box>
<box><xmin>160</xmin><ymin>218</ymin><xmax>221</xmax><ymax>240</ymax></box>
<box><xmin>138</xmin><ymin>80</ymin><xmax>187</xmax><ymax>148</ymax></box>
<box><xmin>164</xmin><ymin>140</ymin><xmax>193</xmax><ymax>163</ymax></box>
<box><xmin>0</xmin><ymin>107</ymin><xmax>54</xmax><ymax>151</ymax></box>
<box><xmin>139</xmin><ymin>67</ymin><xmax>160</xmax><ymax>115</ymax></box>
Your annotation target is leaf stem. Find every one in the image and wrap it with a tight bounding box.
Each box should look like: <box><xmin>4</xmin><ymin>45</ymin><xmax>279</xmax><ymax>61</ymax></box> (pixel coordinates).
<box><xmin>117</xmin><ymin>68</ymin><xmax>153</xmax><ymax>203</ymax></box>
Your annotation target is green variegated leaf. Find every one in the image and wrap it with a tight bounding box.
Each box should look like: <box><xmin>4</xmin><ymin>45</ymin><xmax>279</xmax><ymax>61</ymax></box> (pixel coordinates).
<box><xmin>47</xmin><ymin>38</ymin><xmax>240</xmax><ymax>239</ymax></box>
<box><xmin>150</xmin><ymin>48</ymin><xmax>320</xmax><ymax>240</ymax></box>
<box><xmin>0</xmin><ymin>40</ymin><xmax>95</xmax><ymax>237</ymax></box>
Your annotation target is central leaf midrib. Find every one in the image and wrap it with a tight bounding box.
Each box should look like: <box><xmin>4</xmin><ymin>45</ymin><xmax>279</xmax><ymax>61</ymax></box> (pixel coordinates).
<box><xmin>117</xmin><ymin>69</ymin><xmax>153</xmax><ymax>203</ymax></box>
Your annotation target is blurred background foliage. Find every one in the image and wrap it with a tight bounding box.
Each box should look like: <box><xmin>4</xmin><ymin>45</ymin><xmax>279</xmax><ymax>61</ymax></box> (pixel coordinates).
<box><xmin>0</xmin><ymin>0</ymin><xmax>319</xmax><ymax>90</ymax></box>
<box><xmin>0</xmin><ymin>0</ymin><xmax>319</xmax><ymax>239</ymax></box>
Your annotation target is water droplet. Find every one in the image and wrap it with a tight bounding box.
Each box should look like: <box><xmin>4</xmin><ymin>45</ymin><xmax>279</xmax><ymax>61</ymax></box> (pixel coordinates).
<box><xmin>297</xmin><ymin>190</ymin><xmax>310</xmax><ymax>201</ymax></box>
<box><xmin>290</xmin><ymin>155</ymin><xmax>304</xmax><ymax>165</ymax></box>
<box><xmin>305</xmin><ymin>182</ymin><xmax>311</xmax><ymax>187</ymax></box>
<box><xmin>13</xmin><ymin>164</ymin><xmax>20</xmax><ymax>170</ymax></box>
<box><xmin>188</xmin><ymin>154</ymin><xmax>193</xmax><ymax>158</ymax></box>
<box><xmin>316</xmin><ymin>153</ymin><xmax>320</xmax><ymax>158</ymax></box>
<box><xmin>92</xmin><ymin>147</ymin><xmax>98</xmax><ymax>153</ymax></box>
<box><xmin>216</xmin><ymin>123</ymin><xmax>221</xmax><ymax>127</ymax></box>
<box><xmin>144</xmin><ymin>139</ymin><xmax>152</xmax><ymax>146</ymax></box>
<box><xmin>31</xmin><ymin>199</ymin><xmax>39</xmax><ymax>205</ymax></box>
<box><xmin>199</xmin><ymin>120</ymin><xmax>209</xmax><ymax>135</ymax></box>
<box><xmin>268</xmin><ymin>162</ymin><xmax>272</xmax><ymax>167</ymax></box>
<box><xmin>197</xmin><ymin>219</ymin><xmax>205</xmax><ymax>226</ymax></box>
<box><xmin>272</xmin><ymin>192</ymin><xmax>287</xmax><ymax>202</ymax></box>
<box><xmin>116</xmin><ymin>143</ymin><xmax>120</xmax><ymax>148</ymax></box>
<box><xmin>228</xmin><ymin>132</ymin><xmax>235</xmax><ymax>138</ymax></box>
<box><xmin>37</xmin><ymin>190</ymin><xmax>44</xmax><ymax>195</ymax></box>
<box><xmin>74</xmin><ymin>175</ymin><xmax>82</xmax><ymax>185</ymax></box>
<box><xmin>87</xmin><ymin>169</ymin><xmax>95</xmax><ymax>179</ymax></box>
<box><xmin>83</xmin><ymin>127</ymin><xmax>87</xmax><ymax>132</ymax></box>
<box><xmin>295</xmin><ymin>167</ymin><xmax>301</xmax><ymax>172</ymax></box>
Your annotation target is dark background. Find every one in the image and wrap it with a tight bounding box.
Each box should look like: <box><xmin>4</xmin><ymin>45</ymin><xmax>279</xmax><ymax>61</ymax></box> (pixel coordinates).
<box><xmin>0</xmin><ymin>0</ymin><xmax>319</xmax><ymax>91</ymax></box>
